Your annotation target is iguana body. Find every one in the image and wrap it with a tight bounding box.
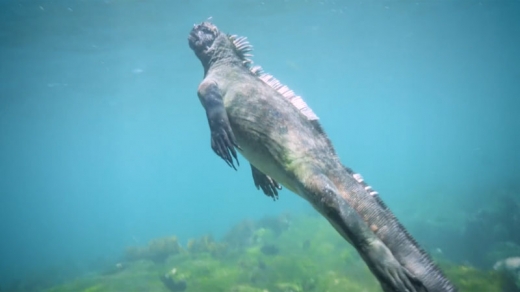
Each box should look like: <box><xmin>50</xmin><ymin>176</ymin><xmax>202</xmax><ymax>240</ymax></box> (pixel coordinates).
<box><xmin>188</xmin><ymin>22</ymin><xmax>456</xmax><ymax>292</ymax></box>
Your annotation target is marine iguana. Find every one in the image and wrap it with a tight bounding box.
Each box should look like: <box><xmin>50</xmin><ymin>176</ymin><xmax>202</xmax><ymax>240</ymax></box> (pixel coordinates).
<box><xmin>188</xmin><ymin>21</ymin><xmax>457</xmax><ymax>292</ymax></box>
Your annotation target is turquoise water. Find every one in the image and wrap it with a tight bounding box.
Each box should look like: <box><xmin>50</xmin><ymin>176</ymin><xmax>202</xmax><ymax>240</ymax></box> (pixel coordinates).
<box><xmin>0</xmin><ymin>0</ymin><xmax>519</xmax><ymax>290</ymax></box>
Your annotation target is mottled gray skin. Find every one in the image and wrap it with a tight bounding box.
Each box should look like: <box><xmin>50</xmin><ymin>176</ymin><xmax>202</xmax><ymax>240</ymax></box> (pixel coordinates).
<box><xmin>188</xmin><ymin>22</ymin><xmax>456</xmax><ymax>292</ymax></box>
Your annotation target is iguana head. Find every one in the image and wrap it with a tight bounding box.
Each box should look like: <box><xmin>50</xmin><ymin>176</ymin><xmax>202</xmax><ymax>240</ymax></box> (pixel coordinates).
<box><xmin>188</xmin><ymin>21</ymin><xmax>252</xmax><ymax>72</ymax></box>
<box><xmin>188</xmin><ymin>22</ymin><xmax>220</xmax><ymax>58</ymax></box>
<box><xmin>188</xmin><ymin>21</ymin><xmax>230</xmax><ymax>71</ymax></box>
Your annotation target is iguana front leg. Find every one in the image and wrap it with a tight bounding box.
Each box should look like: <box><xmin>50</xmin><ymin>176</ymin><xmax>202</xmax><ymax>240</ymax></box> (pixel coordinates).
<box><xmin>198</xmin><ymin>80</ymin><xmax>239</xmax><ymax>169</ymax></box>
<box><xmin>251</xmin><ymin>165</ymin><xmax>282</xmax><ymax>200</ymax></box>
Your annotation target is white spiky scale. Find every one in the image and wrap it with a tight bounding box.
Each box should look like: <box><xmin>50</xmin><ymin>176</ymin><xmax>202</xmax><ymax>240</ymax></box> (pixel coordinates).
<box><xmin>302</xmin><ymin>109</ymin><xmax>317</xmax><ymax>120</ymax></box>
<box><xmin>353</xmin><ymin>173</ymin><xmax>364</xmax><ymax>183</ymax></box>
<box><xmin>282</xmin><ymin>90</ymin><xmax>295</xmax><ymax>97</ymax></box>
<box><xmin>278</xmin><ymin>86</ymin><xmax>290</xmax><ymax>94</ymax></box>
<box><xmin>290</xmin><ymin>97</ymin><xmax>307</xmax><ymax>109</ymax></box>
<box><xmin>250</xmin><ymin>66</ymin><xmax>263</xmax><ymax>74</ymax></box>
<box><xmin>259</xmin><ymin>75</ymin><xmax>270</xmax><ymax>82</ymax></box>
<box><xmin>270</xmin><ymin>80</ymin><xmax>282</xmax><ymax>88</ymax></box>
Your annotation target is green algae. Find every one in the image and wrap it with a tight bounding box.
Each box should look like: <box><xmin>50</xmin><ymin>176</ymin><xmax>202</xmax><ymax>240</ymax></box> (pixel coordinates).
<box><xmin>441</xmin><ymin>263</ymin><xmax>506</xmax><ymax>292</ymax></box>
<box><xmin>125</xmin><ymin>236</ymin><xmax>183</xmax><ymax>263</ymax></box>
<box><xmin>43</xmin><ymin>213</ymin><xmax>509</xmax><ymax>292</ymax></box>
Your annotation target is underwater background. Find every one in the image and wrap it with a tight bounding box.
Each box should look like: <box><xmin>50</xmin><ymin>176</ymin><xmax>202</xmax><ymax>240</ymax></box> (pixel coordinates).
<box><xmin>0</xmin><ymin>0</ymin><xmax>519</xmax><ymax>291</ymax></box>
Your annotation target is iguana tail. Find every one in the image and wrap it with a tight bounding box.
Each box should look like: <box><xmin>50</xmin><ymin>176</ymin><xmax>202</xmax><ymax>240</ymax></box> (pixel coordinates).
<box><xmin>335</xmin><ymin>167</ymin><xmax>457</xmax><ymax>292</ymax></box>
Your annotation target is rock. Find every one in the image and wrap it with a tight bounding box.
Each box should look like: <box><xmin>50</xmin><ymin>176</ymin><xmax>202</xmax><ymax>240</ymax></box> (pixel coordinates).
<box><xmin>493</xmin><ymin>257</ymin><xmax>520</xmax><ymax>289</ymax></box>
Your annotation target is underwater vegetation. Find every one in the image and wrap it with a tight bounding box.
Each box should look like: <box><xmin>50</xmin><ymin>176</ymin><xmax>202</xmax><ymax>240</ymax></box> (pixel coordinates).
<box><xmin>186</xmin><ymin>235</ymin><xmax>228</xmax><ymax>258</ymax></box>
<box><xmin>463</xmin><ymin>193</ymin><xmax>520</xmax><ymax>266</ymax></box>
<box><xmin>124</xmin><ymin>236</ymin><xmax>183</xmax><ymax>264</ymax></box>
<box><xmin>32</xmin><ymin>212</ymin><xmax>517</xmax><ymax>292</ymax></box>
<box><xmin>410</xmin><ymin>190</ymin><xmax>520</xmax><ymax>280</ymax></box>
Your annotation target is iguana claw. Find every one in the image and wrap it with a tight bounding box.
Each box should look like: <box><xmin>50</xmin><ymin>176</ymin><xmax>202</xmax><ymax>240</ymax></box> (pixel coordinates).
<box><xmin>210</xmin><ymin>125</ymin><xmax>239</xmax><ymax>170</ymax></box>
<box><xmin>251</xmin><ymin>165</ymin><xmax>281</xmax><ymax>200</ymax></box>
<box><xmin>365</xmin><ymin>240</ymin><xmax>428</xmax><ymax>292</ymax></box>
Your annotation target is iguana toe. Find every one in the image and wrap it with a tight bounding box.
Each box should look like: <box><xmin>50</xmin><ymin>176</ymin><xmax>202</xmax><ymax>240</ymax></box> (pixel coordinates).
<box><xmin>251</xmin><ymin>165</ymin><xmax>281</xmax><ymax>200</ymax></box>
<box><xmin>211</xmin><ymin>129</ymin><xmax>239</xmax><ymax>170</ymax></box>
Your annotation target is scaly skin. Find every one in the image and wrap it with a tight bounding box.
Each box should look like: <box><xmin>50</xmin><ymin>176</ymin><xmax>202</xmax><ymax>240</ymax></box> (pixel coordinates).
<box><xmin>188</xmin><ymin>22</ymin><xmax>457</xmax><ymax>292</ymax></box>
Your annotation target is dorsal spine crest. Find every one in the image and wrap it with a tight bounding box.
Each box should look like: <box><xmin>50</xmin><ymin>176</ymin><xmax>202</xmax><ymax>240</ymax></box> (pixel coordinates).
<box><xmin>229</xmin><ymin>35</ymin><xmax>319</xmax><ymax>121</ymax></box>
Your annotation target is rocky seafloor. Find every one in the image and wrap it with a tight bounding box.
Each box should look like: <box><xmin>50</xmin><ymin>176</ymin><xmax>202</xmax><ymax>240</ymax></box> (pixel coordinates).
<box><xmin>6</xmin><ymin>207</ymin><xmax>516</xmax><ymax>292</ymax></box>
